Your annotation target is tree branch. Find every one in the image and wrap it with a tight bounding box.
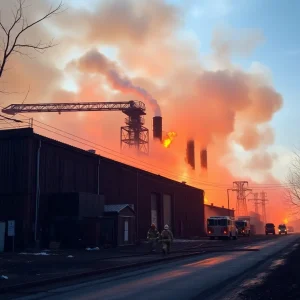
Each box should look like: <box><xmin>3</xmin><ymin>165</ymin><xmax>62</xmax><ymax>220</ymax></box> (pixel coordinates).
<box><xmin>285</xmin><ymin>148</ymin><xmax>300</xmax><ymax>214</ymax></box>
<box><xmin>0</xmin><ymin>0</ymin><xmax>64</xmax><ymax>78</ymax></box>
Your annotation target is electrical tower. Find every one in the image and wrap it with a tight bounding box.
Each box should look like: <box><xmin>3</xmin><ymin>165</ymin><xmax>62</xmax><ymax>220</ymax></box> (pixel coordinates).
<box><xmin>248</xmin><ymin>192</ymin><xmax>259</xmax><ymax>214</ymax></box>
<box><xmin>260</xmin><ymin>191</ymin><xmax>268</xmax><ymax>224</ymax></box>
<box><xmin>232</xmin><ymin>181</ymin><xmax>252</xmax><ymax>216</ymax></box>
<box><xmin>2</xmin><ymin>101</ymin><xmax>149</xmax><ymax>154</ymax></box>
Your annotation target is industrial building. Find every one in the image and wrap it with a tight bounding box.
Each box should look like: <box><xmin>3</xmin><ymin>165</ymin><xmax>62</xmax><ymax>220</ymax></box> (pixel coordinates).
<box><xmin>0</xmin><ymin>128</ymin><xmax>205</xmax><ymax>250</ymax></box>
<box><xmin>204</xmin><ymin>204</ymin><xmax>235</xmax><ymax>229</ymax></box>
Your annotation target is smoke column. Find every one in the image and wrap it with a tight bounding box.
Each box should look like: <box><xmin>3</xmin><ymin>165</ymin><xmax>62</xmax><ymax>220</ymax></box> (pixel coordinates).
<box><xmin>186</xmin><ymin>140</ymin><xmax>195</xmax><ymax>170</ymax></box>
<box><xmin>201</xmin><ymin>148</ymin><xmax>208</xmax><ymax>170</ymax></box>
<box><xmin>107</xmin><ymin>69</ymin><xmax>161</xmax><ymax>116</ymax></box>
<box><xmin>68</xmin><ymin>49</ymin><xmax>161</xmax><ymax>116</ymax></box>
<box><xmin>153</xmin><ymin>116</ymin><xmax>163</xmax><ymax>141</ymax></box>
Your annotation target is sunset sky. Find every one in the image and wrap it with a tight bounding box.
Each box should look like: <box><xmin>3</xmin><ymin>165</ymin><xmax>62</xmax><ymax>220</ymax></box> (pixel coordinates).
<box><xmin>56</xmin><ymin>0</ymin><xmax>298</xmax><ymax>182</ymax></box>
<box><xmin>167</xmin><ymin>0</ymin><xmax>299</xmax><ymax>182</ymax></box>
<box><xmin>1</xmin><ymin>0</ymin><xmax>298</xmax><ymax>221</ymax></box>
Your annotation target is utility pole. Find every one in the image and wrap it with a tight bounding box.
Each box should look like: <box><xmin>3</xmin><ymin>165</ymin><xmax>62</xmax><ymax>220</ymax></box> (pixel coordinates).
<box><xmin>232</xmin><ymin>181</ymin><xmax>252</xmax><ymax>216</ymax></box>
<box><xmin>227</xmin><ymin>189</ymin><xmax>232</xmax><ymax>216</ymax></box>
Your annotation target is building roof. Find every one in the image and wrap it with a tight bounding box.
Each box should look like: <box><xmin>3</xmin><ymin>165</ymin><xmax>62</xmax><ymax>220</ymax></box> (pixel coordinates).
<box><xmin>104</xmin><ymin>204</ymin><xmax>134</xmax><ymax>213</ymax></box>
<box><xmin>204</xmin><ymin>204</ymin><xmax>234</xmax><ymax>211</ymax></box>
<box><xmin>0</xmin><ymin>128</ymin><xmax>203</xmax><ymax>193</ymax></box>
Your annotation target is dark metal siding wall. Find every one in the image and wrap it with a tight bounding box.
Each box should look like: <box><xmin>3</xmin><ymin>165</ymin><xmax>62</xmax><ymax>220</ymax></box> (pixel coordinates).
<box><xmin>174</xmin><ymin>187</ymin><xmax>204</xmax><ymax>238</ymax></box>
<box><xmin>0</xmin><ymin>129</ymin><xmax>36</xmax><ymax>248</ymax></box>
<box><xmin>99</xmin><ymin>159</ymin><xmax>205</xmax><ymax>238</ymax></box>
<box><xmin>33</xmin><ymin>138</ymin><xmax>99</xmax><ymax>194</ymax></box>
<box><xmin>0</xmin><ymin>129</ymin><xmax>100</xmax><ymax>248</ymax></box>
<box><xmin>0</xmin><ymin>137</ymin><xmax>32</xmax><ymax>196</ymax></box>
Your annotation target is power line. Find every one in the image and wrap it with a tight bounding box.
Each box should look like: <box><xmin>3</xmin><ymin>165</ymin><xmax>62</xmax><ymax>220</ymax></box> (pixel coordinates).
<box><xmin>0</xmin><ymin>108</ymin><xmax>232</xmax><ymax>187</ymax></box>
<box><xmin>32</xmin><ymin>122</ymin><xmax>296</xmax><ymax>190</ymax></box>
<box><xmin>4</xmin><ymin>116</ymin><xmax>290</xmax><ymax>191</ymax></box>
<box><xmin>1</xmin><ymin>116</ymin><xmax>294</xmax><ymax>190</ymax></box>
<box><xmin>0</xmin><ymin>106</ymin><xmax>295</xmax><ymax>190</ymax></box>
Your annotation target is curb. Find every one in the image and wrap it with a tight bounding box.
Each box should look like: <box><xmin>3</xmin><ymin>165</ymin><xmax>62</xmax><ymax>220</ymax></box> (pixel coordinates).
<box><xmin>0</xmin><ymin>250</ymin><xmax>207</xmax><ymax>294</ymax></box>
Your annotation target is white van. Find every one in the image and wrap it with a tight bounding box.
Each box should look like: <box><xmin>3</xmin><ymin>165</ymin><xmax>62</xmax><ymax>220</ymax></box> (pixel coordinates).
<box><xmin>207</xmin><ymin>216</ymin><xmax>238</xmax><ymax>240</ymax></box>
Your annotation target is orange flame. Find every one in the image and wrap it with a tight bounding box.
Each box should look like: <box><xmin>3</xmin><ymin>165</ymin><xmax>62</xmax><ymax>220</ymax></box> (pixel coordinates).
<box><xmin>163</xmin><ymin>131</ymin><xmax>177</xmax><ymax>148</ymax></box>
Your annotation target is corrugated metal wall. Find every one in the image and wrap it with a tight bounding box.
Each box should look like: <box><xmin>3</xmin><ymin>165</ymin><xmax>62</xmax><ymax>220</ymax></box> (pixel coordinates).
<box><xmin>99</xmin><ymin>161</ymin><xmax>205</xmax><ymax>238</ymax></box>
<box><xmin>0</xmin><ymin>129</ymin><xmax>35</xmax><ymax>249</ymax></box>
<box><xmin>163</xmin><ymin>194</ymin><xmax>172</xmax><ymax>228</ymax></box>
<box><xmin>34</xmin><ymin>138</ymin><xmax>98</xmax><ymax>194</ymax></box>
<box><xmin>0</xmin><ymin>137</ymin><xmax>32</xmax><ymax>195</ymax></box>
<box><xmin>151</xmin><ymin>193</ymin><xmax>159</xmax><ymax>228</ymax></box>
<box><xmin>174</xmin><ymin>186</ymin><xmax>204</xmax><ymax>238</ymax></box>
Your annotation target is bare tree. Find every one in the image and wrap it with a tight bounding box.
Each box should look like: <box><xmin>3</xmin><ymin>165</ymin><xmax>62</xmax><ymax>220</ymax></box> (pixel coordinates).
<box><xmin>285</xmin><ymin>150</ymin><xmax>300</xmax><ymax>217</ymax></box>
<box><xmin>0</xmin><ymin>0</ymin><xmax>64</xmax><ymax>79</ymax></box>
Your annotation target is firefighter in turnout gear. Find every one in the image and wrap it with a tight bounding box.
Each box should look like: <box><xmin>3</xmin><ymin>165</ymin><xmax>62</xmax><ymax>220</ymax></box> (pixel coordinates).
<box><xmin>147</xmin><ymin>223</ymin><xmax>160</xmax><ymax>252</ymax></box>
<box><xmin>161</xmin><ymin>224</ymin><xmax>173</xmax><ymax>255</ymax></box>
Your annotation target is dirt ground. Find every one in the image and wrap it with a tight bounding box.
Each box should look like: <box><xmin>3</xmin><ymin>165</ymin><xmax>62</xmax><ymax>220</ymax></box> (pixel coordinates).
<box><xmin>236</xmin><ymin>241</ymin><xmax>300</xmax><ymax>300</ymax></box>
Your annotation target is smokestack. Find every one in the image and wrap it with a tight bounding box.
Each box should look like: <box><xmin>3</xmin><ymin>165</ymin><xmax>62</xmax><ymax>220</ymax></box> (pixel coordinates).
<box><xmin>186</xmin><ymin>140</ymin><xmax>195</xmax><ymax>169</ymax></box>
<box><xmin>153</xmin><ymin>116</ymin><xmax>162</xmax><ymax>141</ymax></box>
<box><xmin>200</xmin><ymin>148</ymin><xmax>208</xmax><ymax>170</ymax></box>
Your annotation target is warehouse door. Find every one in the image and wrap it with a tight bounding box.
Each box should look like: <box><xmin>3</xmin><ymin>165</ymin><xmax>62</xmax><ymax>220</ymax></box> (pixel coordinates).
<box><xmin>151</xmin><ymin>194</ymin><xmax>158</xmax><ymax>227</ymax></box>
<box><xmin>163</xmin><ymin>194</ymin><xmax>172</xmax><ymax>229</ymax></box>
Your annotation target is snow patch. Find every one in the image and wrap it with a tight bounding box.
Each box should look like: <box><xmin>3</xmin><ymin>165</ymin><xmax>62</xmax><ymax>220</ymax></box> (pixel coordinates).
<box><xmin>19</xmin><ymin>252</ymin><xmax>51</xmax><ymax>256</ymax></box>
<box><xmin>86</xmin><ymin>247</ymin><xmax>100</xmax><ymax>251</ymax></box>
<box><xmin>173</xmin><ymin>239</ymin><xmax>201</xmax><ymax>243</ymax></box>
<box><xmin>241</xmin><ymin>272</ymin><xmax>268</xmax><ymax>288</ymax></box>
<box><xmin>269</xmin><ymin>258</ymin><xmax>286</xmax><ymax>270</ymax></box>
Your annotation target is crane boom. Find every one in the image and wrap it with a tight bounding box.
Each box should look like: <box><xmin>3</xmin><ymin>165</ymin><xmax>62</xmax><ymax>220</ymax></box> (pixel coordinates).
<box><xmin>2</xmin><ymin>100</ymin><xmax>146</xmax><ymax>115</ymax></box>
<box><xmin>2</xmin><ymin>100</ymin><xmax>149</xmax><ymax>154</ymax></box>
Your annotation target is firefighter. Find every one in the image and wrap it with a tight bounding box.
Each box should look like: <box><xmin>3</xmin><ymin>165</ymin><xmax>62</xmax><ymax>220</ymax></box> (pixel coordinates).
<box><xmin>160</xmin><ymin>224</ymin><xmax>173</xmax><ymax>255</ymax></box>
<box><xmin>147</xmin><ymin>223</ymin><xmax>160</xmax><ymax>252</ymax></box>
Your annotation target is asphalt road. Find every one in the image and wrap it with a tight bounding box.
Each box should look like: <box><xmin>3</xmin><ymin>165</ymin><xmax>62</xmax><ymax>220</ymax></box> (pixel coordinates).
<box><xmin>12</xmin><ymin>234</ymin><xmax>300</xmax><ymax>300</ymax></box>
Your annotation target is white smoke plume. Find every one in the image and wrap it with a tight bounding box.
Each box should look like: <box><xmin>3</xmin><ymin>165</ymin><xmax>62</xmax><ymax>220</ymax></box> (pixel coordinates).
<box><xmin>68</xmin><ymin>49</ymin><xmax>161</xmax><ymax>116</ymax></box>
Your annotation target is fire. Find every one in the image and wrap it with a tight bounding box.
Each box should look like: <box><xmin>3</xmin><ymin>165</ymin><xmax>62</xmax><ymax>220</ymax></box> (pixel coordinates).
<box><xmin>163</xmin><ymin>131</ymin><xmax>177</xmax><ymax>148</ymax></box>
<box><xmin>284</xmin><ymin>218</ymin><xmax>288</xmax><ymax>224</ymax></box>
<box><xmin>204</xmin><ymin>196</ymin><xmax>208</xmax><ymax>204</ymax></box>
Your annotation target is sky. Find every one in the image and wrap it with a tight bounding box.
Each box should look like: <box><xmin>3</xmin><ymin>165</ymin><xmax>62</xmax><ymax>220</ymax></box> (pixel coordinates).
<box><xmin>178</xmin><ymin>0</ymin><xmax>300</xmax><ymax>147</ymax></box>
<box><xmin>62</xmin><ymin>0</ymin><xmax>299</xmax><ymax>181</ymax></box>
<box><xmin>171</xmin><ymin>0</ymin><xmax>300</xmax><ymax>180</ymax></box>
<box><xmin>0</xmin><ymin>0</ymin><xmax>298</xmax><ymax>222</ymax></box>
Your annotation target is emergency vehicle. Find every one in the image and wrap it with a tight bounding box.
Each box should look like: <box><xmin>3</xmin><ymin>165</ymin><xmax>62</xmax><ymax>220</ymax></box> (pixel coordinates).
<box><xmin>207</xmin><ymin>216</ymin><xmax>238</xmax><ymax>240</ymax></box>
<box><xmin>235</xmin><ymin>219</ymin><xmax>251</xmax><ymax>236</ymax></box>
